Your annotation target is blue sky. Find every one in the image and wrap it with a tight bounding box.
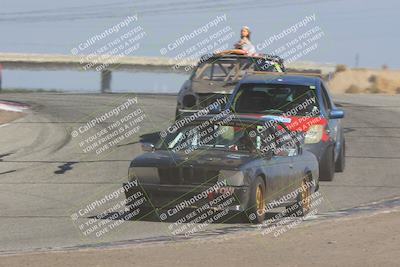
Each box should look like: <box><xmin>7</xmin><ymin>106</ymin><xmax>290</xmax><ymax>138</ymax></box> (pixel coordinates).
<box><xmin>1</xmin><ymin>0</ymin><xmax>399</xmax><ymax>92</ymax></box>
<box><xmin>1</xmin><ymin>0</ymin><xmax>399</xmax><ymax>68</ymax></box>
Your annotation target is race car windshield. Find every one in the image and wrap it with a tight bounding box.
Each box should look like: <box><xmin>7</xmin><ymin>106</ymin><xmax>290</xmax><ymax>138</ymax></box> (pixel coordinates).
<box><xmin>232</xmin><ymin>84</ymin><xmax>320</xmax><ymax>116</ymax></box>
<box><xmin>157</xmin><ymin>123</ymin><xmax>263</xmax><ymax>153</ymax></box>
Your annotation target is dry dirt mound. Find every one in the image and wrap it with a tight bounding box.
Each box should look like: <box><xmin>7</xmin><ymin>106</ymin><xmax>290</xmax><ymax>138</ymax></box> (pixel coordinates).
<box><xmin>328</xmin><ymin>68</ymin><xmax>400</xmax><ymax>94</ymax></box>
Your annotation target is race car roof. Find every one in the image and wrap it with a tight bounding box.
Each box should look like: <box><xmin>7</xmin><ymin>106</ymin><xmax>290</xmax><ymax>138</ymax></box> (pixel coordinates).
<box><xmin>200</xmin><ymin>53</ymin><xmax>284</xmax><ymax>64</ymax></box>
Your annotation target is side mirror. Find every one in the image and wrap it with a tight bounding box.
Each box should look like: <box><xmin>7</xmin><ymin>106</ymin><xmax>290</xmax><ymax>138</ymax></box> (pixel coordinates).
<box><xmin>141</xmin><ymin>142</ymin><xmax>155</xmax><ymax>152</ymax></box>
<box><xmin>329</xmin><ymin>109</ymin><xmax>345</xmax><ymax>119</ymax></box>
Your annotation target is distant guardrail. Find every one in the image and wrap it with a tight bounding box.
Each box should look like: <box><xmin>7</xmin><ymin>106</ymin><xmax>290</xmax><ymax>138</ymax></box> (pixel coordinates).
<box><xmin>0</xmin><ymin>53</ymin><xmax>336</xmax><ymax>92</ymax></box>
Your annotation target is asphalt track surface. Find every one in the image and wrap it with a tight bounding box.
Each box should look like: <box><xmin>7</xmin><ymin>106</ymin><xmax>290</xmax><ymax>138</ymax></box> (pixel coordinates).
<box><xmin>0</xmin><ymin>93</ymin><xmax>399</xmax><ymax>254</ymax></box>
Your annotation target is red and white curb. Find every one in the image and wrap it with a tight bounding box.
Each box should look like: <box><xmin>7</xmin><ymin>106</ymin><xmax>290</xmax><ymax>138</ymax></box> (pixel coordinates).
<box><xmin>0</xmin><ymin>100</ymin><xmax>29</xmax><ymax>112</ymax></box>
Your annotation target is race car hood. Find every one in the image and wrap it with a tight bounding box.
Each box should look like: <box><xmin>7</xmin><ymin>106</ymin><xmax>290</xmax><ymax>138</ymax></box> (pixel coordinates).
<box><xmin>130</xmin><ymin>149</ymin><xmax>256</xmax><ymax>170</ymax></box>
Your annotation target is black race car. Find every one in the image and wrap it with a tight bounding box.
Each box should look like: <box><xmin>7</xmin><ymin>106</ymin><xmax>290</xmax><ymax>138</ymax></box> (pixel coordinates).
<box><xmin>124</xmin><ymin>114</ymin><xmax>318</xmax><ymax>224</ymax></box>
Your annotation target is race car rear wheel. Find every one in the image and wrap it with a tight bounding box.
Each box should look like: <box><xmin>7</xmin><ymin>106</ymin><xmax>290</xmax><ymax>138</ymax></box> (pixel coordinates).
<box><xmin>247</xmin><ymin>176</ymin><xmax>266</xmax><ymax>224</ymax></box>
<box><xmin>335</xmin><ymin>138</ymin><xmax>346</xmax><ymax>172</ymax></box>
<box><xmin>319</xmin><ymin>145</ymin><xmax>335</xmax><ymax>181</ymax></box>
<box><xmin>286</xmin><ymin>175</ymin><xmax>312</xmax><ymax>216</ymax></box>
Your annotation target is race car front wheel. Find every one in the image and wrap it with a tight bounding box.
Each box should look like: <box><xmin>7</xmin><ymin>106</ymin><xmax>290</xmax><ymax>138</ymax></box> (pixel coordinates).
<box><xmin>247</xmin><ymin>176</ymin><xmax>266</xmax><ymax>224</ymax></box>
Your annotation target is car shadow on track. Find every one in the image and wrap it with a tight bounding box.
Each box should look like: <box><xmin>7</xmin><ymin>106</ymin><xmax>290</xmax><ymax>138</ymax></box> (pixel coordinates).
<box><xmin>89</xmin><ymin>208</ymin><xmax>282</xmax><ymax>225</ymax></box>
<box><xmin>54</xmin><ymin>161</ymin><xmax>78</xmax><ymax>174</ymax></box>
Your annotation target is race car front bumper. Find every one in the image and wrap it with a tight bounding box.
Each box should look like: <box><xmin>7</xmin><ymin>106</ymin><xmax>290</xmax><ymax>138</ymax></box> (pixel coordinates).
<box><xmin>123</xmin><ymin>183</ymin><xmax>250</xmax><ymax>212</ymax></box>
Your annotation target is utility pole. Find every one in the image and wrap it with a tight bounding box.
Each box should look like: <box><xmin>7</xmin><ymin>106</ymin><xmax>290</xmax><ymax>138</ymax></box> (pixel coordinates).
<box><xmin>355</xmin><ymin>53</ymin><xmax>359</xmax><ymax>68</ymax></box>
<box><xmin>101</xmin><ymin>69</ymin><xmax>112</xmax><ymax>93</ymax></box>
<box><xmin>0</xmin><ymin>64</ymin><xmax>2</xmax><ymax>92</ymax></box>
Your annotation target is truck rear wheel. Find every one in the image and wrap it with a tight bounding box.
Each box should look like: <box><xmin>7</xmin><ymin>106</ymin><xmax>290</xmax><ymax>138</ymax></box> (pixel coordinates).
<box><xmin>320</xmin><ymin>146</ymin><xmax>335</xmax><ymax>181</ymax></box>
<box><xmin>335</xmin><ymin>139</ymin><xmax>346</xmax><ymax>172</ymax></box>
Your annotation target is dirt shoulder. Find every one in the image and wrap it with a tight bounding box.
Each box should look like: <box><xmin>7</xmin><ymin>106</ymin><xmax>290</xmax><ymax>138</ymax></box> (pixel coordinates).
<box><xmin>1</xmin><ymin>209</ymin><xmax>399</xmax><ymax>267</ymax></box>
<box><xmin>328</xmin><ymin>69</ymin><xmax>400</xmax><ymax>94</ymax></box>
<box><xmin>0</xmin><ymin>110</ymin><xmax>25</xmax><ymax>125</ymax></box>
